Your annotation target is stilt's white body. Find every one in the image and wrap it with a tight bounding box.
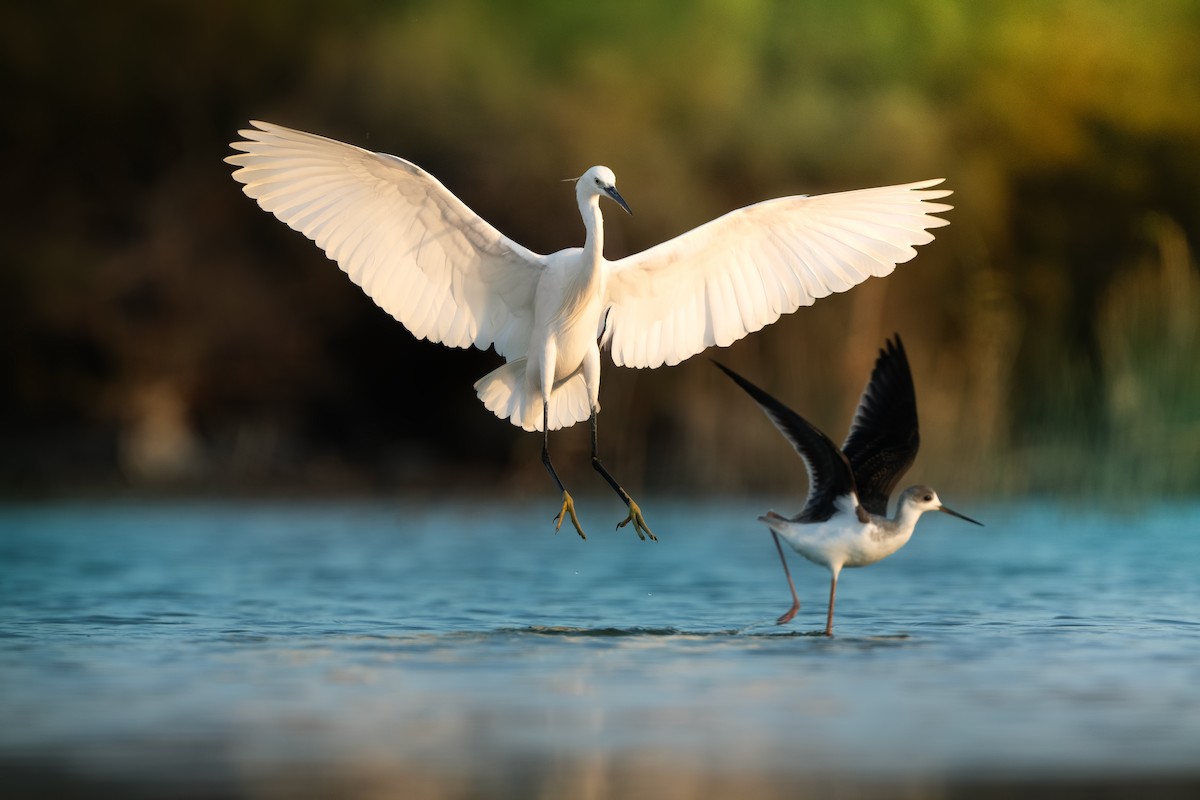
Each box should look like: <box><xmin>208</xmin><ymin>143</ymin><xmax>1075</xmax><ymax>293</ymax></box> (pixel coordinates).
<box><xmin>763</xmin><ymin>492</ymin><xmax>925</xmax><ymax>580</ymax></box>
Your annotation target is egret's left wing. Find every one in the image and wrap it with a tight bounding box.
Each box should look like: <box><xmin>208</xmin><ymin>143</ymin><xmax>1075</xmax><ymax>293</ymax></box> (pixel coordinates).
<box><xmin>603</xmin><ymin>180</ymin><xmax>951</xmax><ymax>369</ymax></box>
<box><xmin>227</xmin><ymin>121</ymin><xmax>544</xmax><ymax>360</ymax></box>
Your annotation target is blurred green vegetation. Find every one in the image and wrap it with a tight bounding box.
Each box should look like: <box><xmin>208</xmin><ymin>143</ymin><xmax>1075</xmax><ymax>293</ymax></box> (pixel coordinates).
<box><xmin>2</xmin><ymin>0</ymin><xmax>1198</xmax><ymax>500</ymax></box>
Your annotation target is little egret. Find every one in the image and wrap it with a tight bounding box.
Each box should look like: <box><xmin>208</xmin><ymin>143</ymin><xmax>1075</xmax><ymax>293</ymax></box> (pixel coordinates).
<box><xmin>227</xmin><ymin>121</ymin><xmax>952</xmax><ymax>542</ymax></box>
<box><xmin>714</xmin><ymin>336</ymin><xmax>981</xmax><ymax>635</ymax></box>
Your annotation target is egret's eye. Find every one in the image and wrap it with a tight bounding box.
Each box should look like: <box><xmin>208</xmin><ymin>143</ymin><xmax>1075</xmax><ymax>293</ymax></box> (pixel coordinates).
<box><xmin>595</xmin><ymin>178</ymin><xmax>603</xmax><ymax>186</ymax></box>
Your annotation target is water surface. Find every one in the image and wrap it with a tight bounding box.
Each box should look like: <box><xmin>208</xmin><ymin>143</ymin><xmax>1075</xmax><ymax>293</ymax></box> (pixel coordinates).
<box><xmin>2</xmin><ymin>499</ymin><xmax>1198</xmax><ymax>797</ymax></box>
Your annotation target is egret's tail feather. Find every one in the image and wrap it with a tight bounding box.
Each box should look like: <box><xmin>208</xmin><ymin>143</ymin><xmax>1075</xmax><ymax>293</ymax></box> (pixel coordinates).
<box><xmin>474</xmin><ymin>359</ymin><xmax>592</xmax><ymax>432</ymax></box>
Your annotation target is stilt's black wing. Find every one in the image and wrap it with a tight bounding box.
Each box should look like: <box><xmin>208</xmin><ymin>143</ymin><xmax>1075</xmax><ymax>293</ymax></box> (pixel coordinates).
<box><xmin>841</xmin><ymin>335</ymin><xmax>919</xmax><ymax>517</ymax></box>
<box><xmin>713</xmin><ymin>361</ymin><xmax>856</xmax><ymax>523</ymax></box>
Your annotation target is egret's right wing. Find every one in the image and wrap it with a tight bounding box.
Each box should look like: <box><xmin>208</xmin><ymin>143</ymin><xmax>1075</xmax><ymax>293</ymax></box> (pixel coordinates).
<box><xmin>713</xmin><ymin>362</ymin><xmax>855</xmax><ymax>523</ymax></box>
<box><xmin>227</xmin><ymin>121</ymin><xmax>543</xmax><ymax>359</ymax></box>
<box><xmin>603</xmin><ymin>180</ymin><xmax>951</xmax><ymax>369</ymax></box>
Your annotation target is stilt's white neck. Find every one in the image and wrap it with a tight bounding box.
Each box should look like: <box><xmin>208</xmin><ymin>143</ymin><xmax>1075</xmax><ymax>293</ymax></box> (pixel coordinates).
<box><xmin>891</xmin><ymin>502</ymin><xmax>924</xmax><ymax>539</ymax></box>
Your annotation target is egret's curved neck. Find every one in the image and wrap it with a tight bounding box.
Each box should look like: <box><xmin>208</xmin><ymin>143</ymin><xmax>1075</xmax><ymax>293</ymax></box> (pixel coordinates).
<box><xmin>579</xmin><ymin>193</ymin><xmax>604</xmax><ymax>267</ymax></box>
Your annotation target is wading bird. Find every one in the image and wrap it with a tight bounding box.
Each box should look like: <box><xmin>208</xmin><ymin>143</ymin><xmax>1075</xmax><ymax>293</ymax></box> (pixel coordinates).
<box><xmin>227</xmin><ymin>121</ymin><xmax>952</xmax><ymax>542</ymax></box>
<box><xmin>714</xmin><ymin>336</ymin><xmax>981</xmax><ymax>635</ymax></box>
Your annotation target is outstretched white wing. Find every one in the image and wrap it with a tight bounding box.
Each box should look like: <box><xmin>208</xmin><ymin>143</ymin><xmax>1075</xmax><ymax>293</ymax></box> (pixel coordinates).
<box><xmin>227</xmin><ymin>121</ymin><xmax>544</xmax><ymax>359</ymax></box>
<box><xmin>602</xmin><ymin>180</ymin><xmax>952</xmax><ymax>369</ymax></box>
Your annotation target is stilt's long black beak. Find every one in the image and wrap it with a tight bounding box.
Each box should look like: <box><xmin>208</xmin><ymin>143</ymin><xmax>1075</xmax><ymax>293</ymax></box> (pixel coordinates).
<box><xmin>938</xmin><ymin>505</ymin><xmax>983</xmax><ymax>526</ymax></box>
<box><xmin>605</xmin><ymin>186</ymin><xmax>632</xmax><ymax>215</ymax></box>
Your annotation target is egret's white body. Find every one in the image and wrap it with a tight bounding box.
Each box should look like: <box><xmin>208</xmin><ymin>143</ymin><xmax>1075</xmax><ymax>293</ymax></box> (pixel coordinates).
<box><xmin>716</xmin><ymin>337</ymin><xmax>981</xmax><ymax>635</ymax></box>
<box><xmin>477</xmin><ymin>169</ymin><xmax>619</xmax><ymax>433</ymax></box>
<box><xmin>227</xmin><ymin>122</ymin><xmax>953</xmax><ymax>541</ymax></box>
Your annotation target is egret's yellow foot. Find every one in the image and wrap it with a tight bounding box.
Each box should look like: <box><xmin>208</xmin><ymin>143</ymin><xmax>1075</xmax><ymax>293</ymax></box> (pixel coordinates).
<box><xmin>554</xmin><ymin>490</ymin><xmax>586</xmax><ymax>540</ymax></box>
<box><xmin>616</xmin><ymin>499</ymin><xmax>657</xmax><ymax>542</ymax></box>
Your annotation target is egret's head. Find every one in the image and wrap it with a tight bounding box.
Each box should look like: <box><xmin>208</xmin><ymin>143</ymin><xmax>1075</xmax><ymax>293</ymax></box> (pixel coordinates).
<box><xmin>899</xmin><ymin>485</ymin><xmax>982</xmax><ymax>526</ymax></box>
<box><xmin>577</xmin><ymin>166</ymin><xmax>631</xmax><ymax>215</ymax></box>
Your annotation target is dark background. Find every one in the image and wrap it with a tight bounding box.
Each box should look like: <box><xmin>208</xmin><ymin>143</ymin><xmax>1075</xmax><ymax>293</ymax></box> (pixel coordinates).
<box><xmin>3</xmin><ymin>1</ymin><xmax>1198</xmax><ymax>500</ymax></box>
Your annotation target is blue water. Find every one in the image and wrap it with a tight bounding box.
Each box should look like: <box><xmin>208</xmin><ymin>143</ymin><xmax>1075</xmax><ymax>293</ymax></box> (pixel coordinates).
<box><xmin>2</xmin><ymin>498</ymin><xmax>1199</xmax><ymax>797</ymax></box>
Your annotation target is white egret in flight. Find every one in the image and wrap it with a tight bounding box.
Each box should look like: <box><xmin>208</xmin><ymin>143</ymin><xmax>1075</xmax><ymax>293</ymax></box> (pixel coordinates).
<box><xmin>226</xmin><ymin>121</ymin><xmax>952</xmax><ymax>542</ymax></box>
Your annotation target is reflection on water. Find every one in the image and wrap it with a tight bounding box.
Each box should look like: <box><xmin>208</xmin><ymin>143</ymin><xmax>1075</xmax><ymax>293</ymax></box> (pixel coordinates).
<box><xmin>1</xmin><ymin>499</ymin><xmax>1199</xmax><ymax>798</ymax></box>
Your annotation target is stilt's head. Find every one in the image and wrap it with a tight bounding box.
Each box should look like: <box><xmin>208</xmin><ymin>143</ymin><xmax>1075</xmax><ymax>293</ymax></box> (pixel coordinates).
<box><xmin>898</xmin><ymin>485</ymin><xmax>982</xmax><ymax>526</ymax></box>
<box><xmin>576</xmin><ymin>166</ymin><xmax>631</xmax><ymax>214</ymax></box>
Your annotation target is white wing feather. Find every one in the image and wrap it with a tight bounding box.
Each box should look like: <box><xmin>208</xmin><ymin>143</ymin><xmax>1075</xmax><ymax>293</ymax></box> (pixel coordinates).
<box><xmin>226</xmin><ymin>121</ymin><xmax>544</xmax><ymax>359</ymax></box>
<box><xmin>603</xmin><ymin>180</ymin><xmax>952</xmax><ymax>369</ymax></box>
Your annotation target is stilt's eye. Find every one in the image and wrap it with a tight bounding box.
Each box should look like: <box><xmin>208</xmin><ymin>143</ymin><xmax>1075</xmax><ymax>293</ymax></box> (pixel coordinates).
<box><xmin>923</xmin><ymin>494</ymin><xmax>933</xmax><ymax>502</ymax></box>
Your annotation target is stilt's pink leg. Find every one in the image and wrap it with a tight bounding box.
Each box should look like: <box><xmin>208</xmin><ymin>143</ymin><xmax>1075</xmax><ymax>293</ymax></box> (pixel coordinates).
<box><xmin>824</xmin><ymin>573</ymin><xmax>838</xmax><ymax>636</ymax></box>
<box><xmin>772</xmin><ymin>531</ymin><xmax>801</xmax><ymax>625</ymax></box>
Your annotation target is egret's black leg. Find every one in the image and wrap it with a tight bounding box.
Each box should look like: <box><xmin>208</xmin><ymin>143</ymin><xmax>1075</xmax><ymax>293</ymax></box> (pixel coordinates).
<box><xmin>543</xmin><ymin>403</ymin><xmax>585</xmax><ymax>539</ymax></box>
<box><xmin>589</xmin><ymin>412</ymin><xmax>656</xmax><ymax>541</ymax></box>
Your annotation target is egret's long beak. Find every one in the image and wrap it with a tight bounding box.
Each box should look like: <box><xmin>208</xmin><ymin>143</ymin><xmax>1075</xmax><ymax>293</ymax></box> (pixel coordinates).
<box><xmin>605</xmin><ymin>186</ymin><xmax>632</xmax><ymax>215</ymax></box>
<box><xmin>938</xmin><ymin>505</ymin><xmax>983</xmax><ymax>526</ymax></box>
